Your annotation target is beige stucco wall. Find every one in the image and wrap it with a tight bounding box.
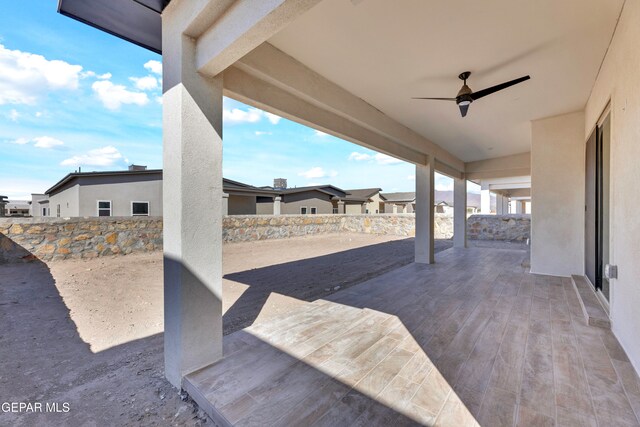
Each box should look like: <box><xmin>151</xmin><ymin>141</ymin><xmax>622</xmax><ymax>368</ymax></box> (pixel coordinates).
<box><xmin>530</xmin><ymin>111</ymin><xmax>585</xmax><ymax>277</ymax></box>
<box><xmin>78</xmin><ymin>178</ymin><xmax>163</xmax><ymax>217</ymax></box>
<box><xmin>584</xmin><ymin>1</ymin><xmax>640</xmax><ymax>373</ymax></box>
<box><xmin>364</xmin><ymin>193</ymin><xmax>384</xmax><ymax>214</ymax></box>
<box><xmin>345</xmin><ymin>203</ymin><xmax>363</xmax><ymax>214</ymax></box>
<box><xmin>280</xmin><ymin>190</ymin><xmax>334</xmax><ymax>214</ymax></box>
<box><xmin>228</xmin><ymin>195</ymin><xmax>257</xmax><ymax>215</ymax></box>
<box><xmin>48</xmin><ymin>184</ymin><xmax>80</xmax><ymax>217</ymax></box>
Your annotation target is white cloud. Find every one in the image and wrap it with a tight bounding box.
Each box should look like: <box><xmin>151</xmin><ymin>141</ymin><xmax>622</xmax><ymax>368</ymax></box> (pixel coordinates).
<box><xmin>0</xmin><ymin>178</ymin><xmax>52</xmax><ymax>199</ymax></box>
<box><xmin>223</xmin><ymin>106</ymin><xmax>284</xmax><ymax>126</ymax></box>
<box><xmin>349</xmin><ymin>151</ymin><xmax>372</xmax><ymax>161</ymax></box>
<box><xmin>407</xmin><ymin>174</ymin><xmax>415</xmax><ymax>181</ymax></box>
<box><xmin>298</xmin><ymin>166</ymin><xmax>337</xmax><ymax>180</ymax></box>
<box><xmin>7</xmin><ymin>136</ymin><xmax>64</xmax><ymax>149</ymax></box>
<box><xmin>35</xmin><ymin>111</ymin><xmax>43</xmax><ymax>118</ymax></box>
<box><xmin>33</xmin><ymin>136</ymin><xmax>64</xmax><ymax>149</ymax></box>
<box><xmin>0</xmin><ymin>43</ymin><xmax>83</xmax><ymax>105</ymax></box>
<box><xmin>264</xmin><ymin>112</ymin><xmax>281</xmax><ymax>124</ymax></box>
<box><xmin>144</xmin><ymin>60</ymin><xmax>162</xmax><ymax>75</ymax></box>
<box><xmin>223</xmin><ymin>107</ymin><xmax>262</xmax><ymax>124</ymax></box>
<box><xmin>60</xmin><ymin>146</ymin><xmax>124</xmax><ymax>167</ymax></box>
<box><xmin>314</xmin><ymin>130</ymin><xmax>329</xmax><ymax>137</ymax></box>
<box><xmin>374</xmin><ymin>153</ymin><xmax>403</xmax><ymax>165</ymax></box>
<box><xmin>349</xmin><ymin>151</ymin><xmax>403</xmax><ymax>165</ymax></box>
<box><xmin>255</xmin><ymin>131</ymin><xmax>272</xmax><ymax>136</ymax></box>
<box><xmin>97</xmin><ymin>72</ymin><xmax>112</xmax><ymax>80</ymax></box>
<box><xmin>130</xmin><ymin>75</ymin><xmax>158</xmax><ymax>91</ymax></box>
<box><xmin>92</xmin><ymin>80</ymin><xmax>149</xmax><ymax>110</ymax></box>
<box><xmin>155</xmin><ymin>96</ymin><xmax>163</xmax><ymax>105</ymax></box>
<box><xmin>8</xmin><ymin>109</ymin><xmax>19</xmax><ymax>121</ymax></box>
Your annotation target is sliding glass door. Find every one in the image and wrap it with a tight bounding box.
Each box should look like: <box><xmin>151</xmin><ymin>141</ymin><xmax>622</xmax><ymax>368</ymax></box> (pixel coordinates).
<box><xmin>585</xmin><ymin>111</ymin><xmax>611</xmax><ymax>301</ymax></box>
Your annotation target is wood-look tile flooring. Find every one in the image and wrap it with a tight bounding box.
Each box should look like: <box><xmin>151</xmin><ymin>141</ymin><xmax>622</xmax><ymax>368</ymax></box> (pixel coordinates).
<box><xmin>184</xmin><ymin>247</ymin><xmax>640</xmax><ymax>426</ymax></box>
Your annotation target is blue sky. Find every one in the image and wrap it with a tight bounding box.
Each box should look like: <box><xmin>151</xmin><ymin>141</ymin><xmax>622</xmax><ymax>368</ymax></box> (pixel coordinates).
<box><xmin>0</xmin><ymin>2</ymin><xmax>471</xmax><ymax>200</ymax></box>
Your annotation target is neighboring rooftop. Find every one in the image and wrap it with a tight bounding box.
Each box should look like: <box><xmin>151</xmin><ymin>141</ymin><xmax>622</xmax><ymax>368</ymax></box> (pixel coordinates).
<box><xmin>380</xmin><ymin>192</ymin><xmax>416</xmax><ymax>203</ymax></box>
<box><xmin>45</xmin><ymin>169</ymin><xmax>163</xmax><ymax>195</ymax></box>
<box><xmin>344</xmin><ymin>188</ymin><xmax>383</xmax><ymax>202</ymax></box>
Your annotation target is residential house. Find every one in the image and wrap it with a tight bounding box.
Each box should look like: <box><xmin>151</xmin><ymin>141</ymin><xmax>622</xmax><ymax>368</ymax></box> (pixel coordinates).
<box><xmin>223</xmin><ymin>178</ymin><xmax>278</xmax><ymax>215</ymax></box>
<box><xmin>381</xmin><ymin>192</ymin><xmax>415</xmax><ymax>213</ymax></box>
<box><xmin>45</xmin><ymin>167</ymin><xmax>163</xmax><ymax>217</ymax></box>
<box><xmin>4</xmin><ymin>200</ymin><xmax>31</xmax><ymax>217</ymax></box>
<box><xmin>261</xmin><ymin>184</ymin><xmax>349</xmax><ymax>215</ymax></box>
<box><xmin>344</xmin><ymin>188</ymin><xmax>385</xmax><ymax>214</ymax></box>
<box><xmin>31</xmin><ymin>193</ymin><xmax>49</xmax><ymax>217</ymax></box>
<box><xmin>0</xmin><ymin>196</ymin><xmax>6</xmax><ymax>217</ymax></box>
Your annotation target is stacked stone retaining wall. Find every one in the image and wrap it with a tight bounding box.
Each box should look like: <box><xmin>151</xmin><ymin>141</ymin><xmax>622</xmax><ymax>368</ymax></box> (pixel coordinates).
<box><xmin>0</xmin><ymin>213</ymin><xmax>528</xmax><ymax>262</ymax></box>
<box><xmin>467</xmin><ymin>214</ymin><xmax>530</xmax><ymax>241</ymax></box>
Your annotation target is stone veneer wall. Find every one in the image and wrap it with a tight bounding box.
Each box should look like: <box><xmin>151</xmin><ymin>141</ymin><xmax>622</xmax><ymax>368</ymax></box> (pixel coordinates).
<box><xmin>0</xmin><ymin>214</ymin><xmax>528</xmax><ymax>263</ymax></box>
<box><xmin>467</xmin><ymin>214</ymin><xmax>531</xmax><ymax>241</ymax></box>
<box><xmin>222</xmin><ymin>213</ymin><xmax>453</xmax><ymax>243</ymax></box>
<box><xmin>0</xmin><ymin>217</ymin><xmax>162</xmax><ymax>263</ymax></box>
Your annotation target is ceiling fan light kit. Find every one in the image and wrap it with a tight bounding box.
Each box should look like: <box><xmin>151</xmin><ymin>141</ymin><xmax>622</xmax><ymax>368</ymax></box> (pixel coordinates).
<box><xmin>413</xmin><ymin>71</ymin><xmax>530</xmax><ymax>117</ymax></box>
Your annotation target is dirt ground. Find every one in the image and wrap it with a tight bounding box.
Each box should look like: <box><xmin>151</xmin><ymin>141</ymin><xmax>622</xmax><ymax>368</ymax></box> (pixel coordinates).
<box><xmin>1</xmin><ymin>233</ymin><xmax>457</xmax><ymax>426</ymax></box>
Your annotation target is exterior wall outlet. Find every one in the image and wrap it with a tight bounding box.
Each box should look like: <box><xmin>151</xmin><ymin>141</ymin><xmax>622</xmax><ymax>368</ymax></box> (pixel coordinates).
<box><xmin>604</xmin><ymin>264</ymin><xmax>618</xmax><ymax>279</ymax></box>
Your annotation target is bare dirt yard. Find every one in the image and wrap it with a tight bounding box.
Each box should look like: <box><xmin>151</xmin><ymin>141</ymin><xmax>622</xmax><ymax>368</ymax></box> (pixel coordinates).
<box><xmin>1</xmin><ymin>233</ymin><xmax>456</xmax><ymax>426</ymax></box>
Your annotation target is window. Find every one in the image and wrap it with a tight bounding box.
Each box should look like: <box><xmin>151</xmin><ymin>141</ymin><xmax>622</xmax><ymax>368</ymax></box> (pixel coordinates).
<box><xmin>42</xmin><ymin>207</ymin><xmax>47</xmax><ymax>216</ymax></box>
<box><xmin>97</xmin><ymin>200</ymin><xmax>112</xmax><ymax>217</ymax></box>
<box><xmin>332</xmin><ymin>208</ymin><xmax>338</xmax><ymax>214</ymax></box>
<box><xmin>310</xmin><ymin>207</ymin><xmax>317</xmax><ymax>215</ymax></box>
<box><xmin>300</xmin><ymin>207</ymin><xmax>308</xmax><ymax>215</ymax></box>
<box><xmin>56</xmin><ymin>204</ymin><xmax>60</xmax><ymax>217</ymax></box>
<box><xmin>131</xmin><ymin>201</ymin><xmax>149</xmax><ymax>216</ymax></box>
<box><xmin>365</xmin><ymin>209</ymin><xmax>369</xmax><ymax>214</ymax></box>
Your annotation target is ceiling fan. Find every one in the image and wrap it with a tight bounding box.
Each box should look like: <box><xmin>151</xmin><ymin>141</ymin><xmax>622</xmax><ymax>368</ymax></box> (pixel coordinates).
<box><xmin>413</xmin><ymin>72</ymin><xmax>530</xmax><ymax>117</ymax></box>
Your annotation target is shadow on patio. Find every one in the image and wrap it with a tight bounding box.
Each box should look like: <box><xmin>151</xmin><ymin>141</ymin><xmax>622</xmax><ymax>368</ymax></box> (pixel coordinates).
<box><xmin>188</xmin><ymin>245</ymin><xmax>640</xmax><ymax>426</ymax></box>
<box><xmin>222</xmin><ymin>237</ymin><xmax>454</xmax><ymax>335</ymax></box>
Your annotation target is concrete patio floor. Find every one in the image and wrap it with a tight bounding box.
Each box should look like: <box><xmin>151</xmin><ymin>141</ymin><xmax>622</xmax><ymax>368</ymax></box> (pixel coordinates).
<box><xmin>185</xmin><ymin>246</ymin><xmax>640</xmax><ymax>427</ymax></box>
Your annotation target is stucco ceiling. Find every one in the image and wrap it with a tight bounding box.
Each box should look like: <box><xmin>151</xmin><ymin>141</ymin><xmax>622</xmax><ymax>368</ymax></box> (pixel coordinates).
<box><xmin>269</xmin><ymin>0</ymin><xmax>624</xmax><ymax>162</ymax></box>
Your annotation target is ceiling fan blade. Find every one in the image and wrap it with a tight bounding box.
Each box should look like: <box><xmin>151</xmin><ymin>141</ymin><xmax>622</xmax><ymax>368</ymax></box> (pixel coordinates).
<box><xmin>470</xmin><ymin>75</ymin><xmax>530</xmax><ymax>100</ymax></box>
<box><xmin>459</xmin><ymin>103</ymin><xmax>469</xmax><ymax>117</ymax></box>
<box><xmin>412</xmin><ymin>97</ymin><xmax>456</xmax><ymax>101</ymax></box>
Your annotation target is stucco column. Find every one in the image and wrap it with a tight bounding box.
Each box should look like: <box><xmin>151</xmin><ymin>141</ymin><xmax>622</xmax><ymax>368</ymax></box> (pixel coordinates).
<box><xmin>415</xmin><ymin>156</ymin><xmax>435</xmax><ymax>264</ymax></box>
<box><xmin>516</xmin><ymin>200</ymin><xmax>524</xmax><ymax>214</ymax></box>
<box><xmin>162</xmin><ymin>14</ymin><xmax>223</xmax><ymax>388</ymax></box>
<box><xmin>453</xmin><ymin>176</ymin><xmax>467</xmax><ymax>248</ymax></box>
<box><xmin>337</xmin><ymin>200</ymin><xmax>345</xmax><ymax>214</ymax></box>
<box><xmin>495</xmin><ymin>194</ymin><xmax>504</xmax><ymax>214</ymax></box>
<box><xmin>480</xmin><ymin>182</ymin><xmax>491</xmax><ymax>214</ymax></box>
<box><xmin>222</xmin><ymin>193</ymin><xmax>229</xmax><ymax>216</ymax></box>
<box><xmin>273</xmin><ymin>196</ymin><xmax>281</xmax><ymax>215</ymax></box>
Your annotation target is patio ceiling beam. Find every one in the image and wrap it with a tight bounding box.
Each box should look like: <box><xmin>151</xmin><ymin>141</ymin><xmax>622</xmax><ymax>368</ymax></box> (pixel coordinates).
<box><xmin>233</xmin><ymin>42</ymin><xmax>465</xmax><ymax>173</ymax></box>
<box><xmin>489</xmin><ymin>182</ymin><xmax>531</xmax><ymax>190</ymax></box>
<box><xmin>465</xmin><ymin>152</ymin><xmax>531</xmax><ymax>181</ymax></box>
<box><xmin>223</xmin><ymin>66</ymin><xmax>428</xmax><ymax>166</ymax></box>
<box><xmin>194</xmin><ymin>0</ymin><xmax>322</xmax><ymax>77</ymax></box>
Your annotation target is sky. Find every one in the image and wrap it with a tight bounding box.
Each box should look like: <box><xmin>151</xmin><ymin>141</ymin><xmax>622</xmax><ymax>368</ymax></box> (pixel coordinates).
<box><xmin>0</xmin><ymin>2</ymin><xmax>477</xmax><ymax>200</ymax></box>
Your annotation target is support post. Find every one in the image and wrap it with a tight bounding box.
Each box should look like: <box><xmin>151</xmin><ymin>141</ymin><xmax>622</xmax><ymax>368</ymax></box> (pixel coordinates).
<box><xmin>162</xmin><ymin>14</ymin><xmax>223</xmax><ymax>388</ymax></box>
<box><xmin>415</xmin><ymin>156</ymin><xmax>435</xmax><ymax>264</ymax></box>
<box><xmin>480</xmin><ymin>182</ymin><xmax>491</xmax><ymax>214</ymax></box>
<box><xmin>273</xmin><ymin>196</ymin><xmax>281</xmax><ymax>215</ymax></box>
<box><xmin>222</xmin><ymin>193</ymin><xmax>229</xmax><ymax>216</ymax></box>
<box><xmin>453</xmin><ymin>176</ymin><xmax>467</xmax><ymax>248</ymax></box>
<box><xmin>337</xmin><ymin>200</ymin><xmax>345</xmax><ymax>214</ymax></box>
